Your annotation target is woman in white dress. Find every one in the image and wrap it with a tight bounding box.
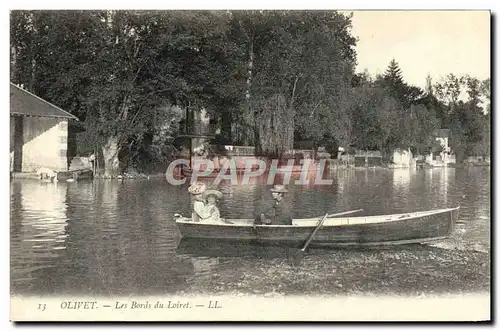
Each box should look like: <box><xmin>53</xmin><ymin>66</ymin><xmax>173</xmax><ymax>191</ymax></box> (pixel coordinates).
<box><xmin>201</xmin><ymin>190</ymin><xmax>225</xmax><ymax>223</ymax></box>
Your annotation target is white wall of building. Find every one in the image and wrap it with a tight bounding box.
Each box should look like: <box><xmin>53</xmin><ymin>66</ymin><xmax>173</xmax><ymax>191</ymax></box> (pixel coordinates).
<box><xmin>10</xmin><ymin>116</ymin><xmax>69</xmax><ymax>172</ymax></box>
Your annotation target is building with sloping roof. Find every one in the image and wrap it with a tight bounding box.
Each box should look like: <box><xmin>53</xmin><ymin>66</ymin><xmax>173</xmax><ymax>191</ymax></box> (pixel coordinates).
<box><xmin>10</xmin><ymin>83</ymin><xmax>78</xmax><ymax>172</ymax></box>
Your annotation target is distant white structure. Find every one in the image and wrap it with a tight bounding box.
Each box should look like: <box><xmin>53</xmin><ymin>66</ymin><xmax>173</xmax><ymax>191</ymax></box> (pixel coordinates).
<box><xmin>391</xmin><ymin>148</ymin><xmax>415</xmax><ymax>168</ymax></box>
<box><xmin>10</xmin><ymin>83</ymin><xmax>78</xmax><ymax>173</ymax></box>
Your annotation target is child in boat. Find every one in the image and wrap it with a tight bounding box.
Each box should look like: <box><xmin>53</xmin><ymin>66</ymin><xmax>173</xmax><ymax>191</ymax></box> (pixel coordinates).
<box><xmin>188</xmin><ymin>181</ymin><xmax>212</xmax><ymax>222</ymax></box>
<box><xmin>201</xmin><ymin>190</ymin><xmax>233</xmax><ymax>224</ymax></box>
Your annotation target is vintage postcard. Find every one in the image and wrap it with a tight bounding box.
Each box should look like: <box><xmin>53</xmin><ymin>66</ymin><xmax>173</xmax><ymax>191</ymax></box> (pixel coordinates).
<box><xmin>9</xmin><ymin>9</ymin><xmax>491</xmax><ymax>322</ymax></box>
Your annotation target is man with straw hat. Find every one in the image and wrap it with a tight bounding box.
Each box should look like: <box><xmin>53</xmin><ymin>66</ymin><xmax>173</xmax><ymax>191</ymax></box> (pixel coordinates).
<box><xmin>254</xmin><ymin>184</ymin><xmax>293</xmax><ymax>225</ymax></box>
<box><xmin>202</xmin><ymin>189</ymin><xmax>232</xmax><ymax>224</ymax></box>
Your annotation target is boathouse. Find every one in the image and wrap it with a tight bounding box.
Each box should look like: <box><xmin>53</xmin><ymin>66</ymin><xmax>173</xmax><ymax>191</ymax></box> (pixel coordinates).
<box><xmin>10</xmin><ymin>83</ymin><xmax>78</xmax><ymax>173</ymax></box>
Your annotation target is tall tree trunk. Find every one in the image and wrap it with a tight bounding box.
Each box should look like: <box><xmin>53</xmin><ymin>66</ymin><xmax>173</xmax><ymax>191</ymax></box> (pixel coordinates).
<box><xmin>29</xmin><ymin>57</ymin><xmax>36</xmax><ymax>92</ymax></box>
<box><xmin>245</xmin><ymin>38</ymin><xmax>259</xmax><ymax>150</ymax></box>
<box><xmin>102</xmin><ymin>136</ymin><xmax>120</xmax><ymax>177</ymax></box>
<box><xmin>220</xmin><ymin>110</ymin><xmax>232</xmax><ymax>144</ymax></box>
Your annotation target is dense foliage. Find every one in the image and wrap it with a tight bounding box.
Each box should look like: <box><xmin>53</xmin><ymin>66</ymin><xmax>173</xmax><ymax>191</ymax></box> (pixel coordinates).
<box><xmin>10</xmin><ymin>10</ymin><xmax>490</xmax><ymax>174</ymax></box>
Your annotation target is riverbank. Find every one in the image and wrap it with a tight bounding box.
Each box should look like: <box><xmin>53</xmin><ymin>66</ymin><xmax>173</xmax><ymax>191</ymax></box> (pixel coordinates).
<box><xmin>10</xmin><ymin>160</ymin><xmax>490</xmax><ymax>183</ymax></box>
<box><xmin>10</xmin><ymin>167</ymin><xmax>490</xmax><ymax>306</ymax></box>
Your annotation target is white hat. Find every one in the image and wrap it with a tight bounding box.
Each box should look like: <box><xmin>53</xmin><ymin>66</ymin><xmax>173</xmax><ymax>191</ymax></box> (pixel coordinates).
<box><xmin>188</xmin><ymin>181</ymin><xmax>207</xmax><ymax>195</ymax></box>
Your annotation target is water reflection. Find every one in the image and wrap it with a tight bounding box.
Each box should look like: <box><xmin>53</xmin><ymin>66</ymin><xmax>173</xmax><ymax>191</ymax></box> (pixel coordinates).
<box><xmin>440</xmin><ymin>167</ymin><xmax>450</xmax><ymax>207</ymax></box>
<box><xmin>177</xmin><ymin>238</ymin><xmax>299</xmax><ymax>261</ymax></box>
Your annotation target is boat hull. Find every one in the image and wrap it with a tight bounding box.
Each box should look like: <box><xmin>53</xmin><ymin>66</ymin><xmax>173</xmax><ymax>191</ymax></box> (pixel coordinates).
<box><xmin>175</xmin><ymin>207</ymin><xmax>459</xmax><ymax>247</ymax></box>
<box><xmin>56</xmin><ymin>169</ymin><xmax>94</xmax><ymax>181</ymax></box>
<box><xmin>181</xmin><ymin>167</ymin><xmax>246</xmax><ymax>178</ymax></box>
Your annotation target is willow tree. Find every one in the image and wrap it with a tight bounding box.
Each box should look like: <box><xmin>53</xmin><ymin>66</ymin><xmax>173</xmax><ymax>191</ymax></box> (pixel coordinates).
<box><xmin>10</xmin><ymin>10</ymin><xmax>172</xmax><ymax>175</ymax></box>
<box><xmin>230</xmin><ymin>10</ymin><xmax>357</xmax><ymax>156</ymax></box>
<box><xmin>11</xmin><ymin>10</ymin><xmax>359</xmax><ymax>167</ymax></box>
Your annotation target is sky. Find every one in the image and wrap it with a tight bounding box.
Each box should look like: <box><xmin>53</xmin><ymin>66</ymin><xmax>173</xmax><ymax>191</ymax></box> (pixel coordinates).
<box><xmin>347</xmin><ymin>10</ymin><xmax>491</xmax><ymax>90</ymax></box>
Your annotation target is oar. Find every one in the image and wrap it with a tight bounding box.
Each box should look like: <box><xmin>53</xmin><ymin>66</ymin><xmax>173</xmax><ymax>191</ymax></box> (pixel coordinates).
<box><xmin>292</xmin><ymin>209</ymin><xmax>363</xmax><ymax>266</ymax></box>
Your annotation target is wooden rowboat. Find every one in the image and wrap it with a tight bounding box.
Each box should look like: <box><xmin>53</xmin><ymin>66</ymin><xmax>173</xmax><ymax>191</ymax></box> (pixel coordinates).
<box><xmin>175</xmin><ymin>206</ymin><xmax>460</xmax><ymax>247</ymax></box>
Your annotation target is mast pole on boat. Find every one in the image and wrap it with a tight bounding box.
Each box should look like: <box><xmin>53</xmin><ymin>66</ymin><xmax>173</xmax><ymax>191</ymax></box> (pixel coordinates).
<box><xmin>189</xmin><ymin>137</ymin><xmax>193</xmax><ymax>170</ymax></box>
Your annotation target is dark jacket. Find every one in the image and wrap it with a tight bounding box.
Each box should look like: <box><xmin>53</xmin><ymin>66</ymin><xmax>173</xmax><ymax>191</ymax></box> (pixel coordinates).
<box><xmin>254</xmin><ymin>199</ymin><xmax>293</xmax><ymax>225</ymax></box>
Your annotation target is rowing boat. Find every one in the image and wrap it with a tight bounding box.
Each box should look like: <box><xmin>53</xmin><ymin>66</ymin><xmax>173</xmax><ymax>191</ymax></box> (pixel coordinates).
<box><xmin>174</xmin><ymin>206</ymin><xmax>460</xmax><ymax>247</ymax></box>
<box><xmin>181</xmin><ymin>166</ymin><xmax>246</xmax><ymax>178</ymax></box>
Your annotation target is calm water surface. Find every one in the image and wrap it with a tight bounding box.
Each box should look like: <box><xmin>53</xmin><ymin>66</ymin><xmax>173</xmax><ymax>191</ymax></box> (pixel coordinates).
<box><xmin>10</xmin><ymin>167</ymin><xmax>490</xmax><ymax>296</ymax></box>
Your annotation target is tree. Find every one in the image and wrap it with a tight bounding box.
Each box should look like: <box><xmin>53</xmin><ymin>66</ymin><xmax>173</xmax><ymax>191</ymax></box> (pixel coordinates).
<box><xmin>351</xmin><ymin>69</ymin><xmax>373</xmax><ymax>88</ymax></box>
<box><xmin>18</xmin><ymin>10</ymin><xmax>488</xmax><ymax>168</ymax></box>
<box><xmin>433</xmin><ymin>74</ymin><xmax>491</xmax><ymax>160</ymax></box>
<box><xmin>10</xmin><ymin>10</ymin><xmax>245</xmax><ymax>175</ymax></box>
<box><xmin>434</xmin><ymin>73</ymin><xmax>465</xmax><ymax>113</ymax></box>
<box><xmin>376</xmin><ymin>59</ymin><xmax>424</xmax><ymax>109</ymax></box>
<box><xmin>384</xmin><ymin>58</ymin><xmax>405</xmax><ymax>85</ymax></box>
<box><xmin>404</xmin><ymin>104</ymin><xmax>440</xmax><ymax>154</ymax></box>
<box><xmin>346</xmin><ymin>87</ymin><xmax>403</xmax><ymax>157</ymax></box>
<box><xmin>480</xmin><ymin>78</ymin><xmax>491</xmax><ymax>114</ymax></box>
<box><xmin>425</xmin><ymin>74</ymin><xmax>433</xmax><ymax>96</ymax></box>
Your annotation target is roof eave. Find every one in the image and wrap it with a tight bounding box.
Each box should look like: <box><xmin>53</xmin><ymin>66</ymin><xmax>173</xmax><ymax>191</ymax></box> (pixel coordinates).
<box><xmin>10</xmin><ymin>112</ymin><xmax>79</xmax><ymax>121</ymax></box>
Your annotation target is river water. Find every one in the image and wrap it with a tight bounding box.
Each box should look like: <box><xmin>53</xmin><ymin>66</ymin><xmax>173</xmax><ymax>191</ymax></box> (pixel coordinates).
<box><xmin>10</xmin><ymin>167</ymin><xmax>490</xmax><ymax>296</ymax></box>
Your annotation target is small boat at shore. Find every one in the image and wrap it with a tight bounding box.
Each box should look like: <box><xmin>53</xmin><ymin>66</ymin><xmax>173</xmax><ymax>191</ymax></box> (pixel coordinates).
<box><xmin>174</xmin><ymin>206</ymin><xmax>460</xmax><ymax>247</ymax></box>
<box><xmin>180</xmin><ymin>165</ymin><xmax>320</xmax><ymax>178</ymax></box>
<box><xmin>56</xmin><ymin>168</ymin><xmax>94</xmax><ymax>181</ymax></box>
